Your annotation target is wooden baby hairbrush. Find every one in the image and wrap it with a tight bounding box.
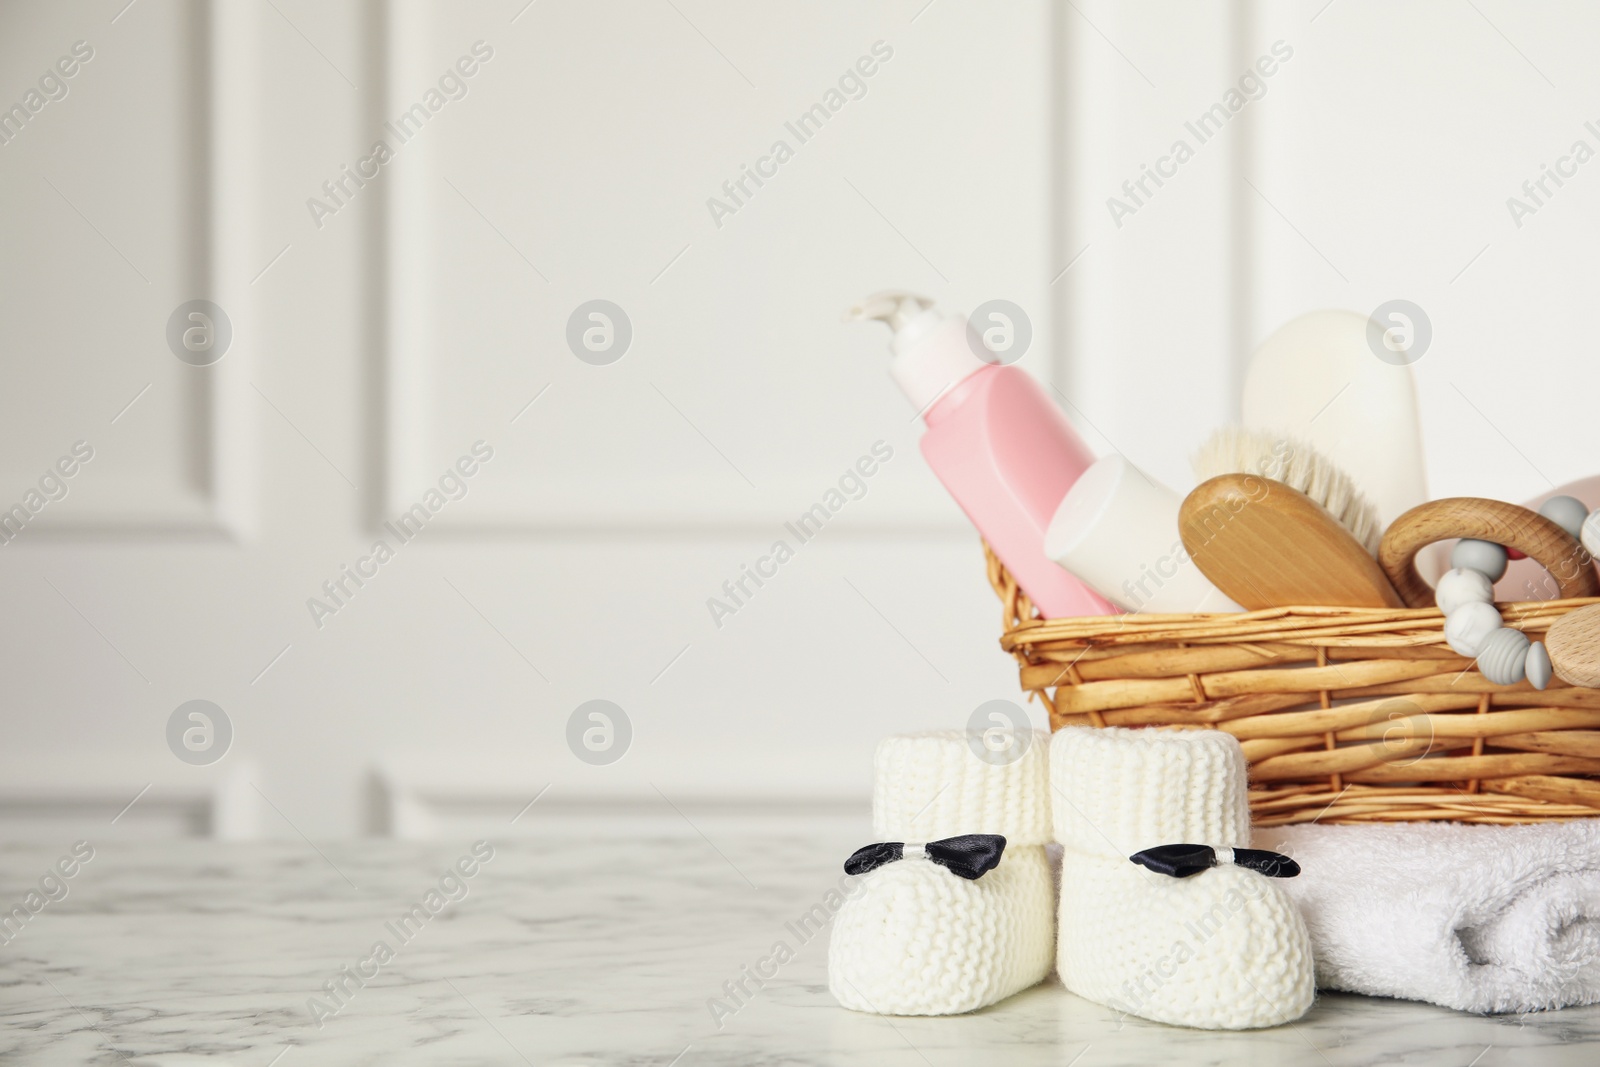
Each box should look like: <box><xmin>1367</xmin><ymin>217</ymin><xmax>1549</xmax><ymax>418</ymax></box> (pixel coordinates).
<box><xmin>1192</xmin><ymin>427</ymin><xmax>1382</xmax><ymax>553</ymax></box>
<box><xmin>1378</xmin><ymin>498</ymin><xmax>1600</xmax><ymax>609</ymax></box>
<box><xmin>1179</xmin><ymin>474</ymin><xmax>1406</xmax><ymax>610</ymax></box>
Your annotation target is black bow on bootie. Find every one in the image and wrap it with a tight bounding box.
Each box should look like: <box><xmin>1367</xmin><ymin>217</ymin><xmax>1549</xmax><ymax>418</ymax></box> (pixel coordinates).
<box><xmin>1130</xmin><ymin>843</ymin><xmax>1299</xmax><ymax>879</ymax></box>
<box><xmin>844</xmin><ymin>834</ymin><xmax>1007</xmax><ymax>881</ymax></box>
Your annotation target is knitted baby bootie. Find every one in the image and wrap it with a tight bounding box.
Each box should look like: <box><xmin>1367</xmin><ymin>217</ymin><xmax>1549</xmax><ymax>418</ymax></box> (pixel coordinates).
<box><xmin>1051</xmin><ymin>727</ymin><xmax>1315</xmax><ymax>1029</ymax></box>
<box><xmin>828</xmin><ymin>730</ymin><xmax>1055</xmax><ymax>1015</ymax></box>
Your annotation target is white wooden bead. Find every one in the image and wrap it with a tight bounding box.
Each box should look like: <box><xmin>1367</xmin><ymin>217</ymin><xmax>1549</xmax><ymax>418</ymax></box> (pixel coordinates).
<box><xmin>1583</xmin><ymin>509</ymin><xmax>1600</xmax><ymax>559</ymax></box>
<box><xmin>1445</xmin><ymin>601</ymin><xmax>1502</xmax><ymax>657</ymax></box>
<box><xmin>1451</xmin><ymin>539</ymin><xmax>1508</xmax><ymax>582</ymax></box>
<box><xmin>1526</xmin><ymin>640</ymin><xmax>1553</xmax><ymax>690</ymax></box>
<box><xmin>1476</xmin><ymin>626</ymin><xmax>1530</xmax><ymax>685</ymax></box>
<box><xmin>1540</xmin><ymin>495</ymin><xmax>1590</xmax><ymax>540</ymax></box>
<box><xmin>1434</xmin><ymin>568</ymin><xmax>1495</xmax><ymax>616</ymax></box>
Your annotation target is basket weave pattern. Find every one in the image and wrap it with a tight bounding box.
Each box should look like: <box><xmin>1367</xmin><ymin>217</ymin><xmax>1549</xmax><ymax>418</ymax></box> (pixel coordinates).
<box><xmin>987</xmin><ymin>545</ymin><xmax>1600</xmax><ymax>826</ymax></box>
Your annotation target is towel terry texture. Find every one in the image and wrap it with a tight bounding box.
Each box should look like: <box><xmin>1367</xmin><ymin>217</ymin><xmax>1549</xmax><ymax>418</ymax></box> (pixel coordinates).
<box><xmin>1257</xmin><ymin>820</ymin><xmax>1600</xmax><ymax>1014</ymax></box>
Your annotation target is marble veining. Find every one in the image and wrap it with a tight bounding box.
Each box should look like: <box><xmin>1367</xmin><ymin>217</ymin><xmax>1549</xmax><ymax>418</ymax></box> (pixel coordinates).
<box><xmin>2</xmin><ymin>834</ymin><xmax>1599</xmax><ymax>1065</ymax></box>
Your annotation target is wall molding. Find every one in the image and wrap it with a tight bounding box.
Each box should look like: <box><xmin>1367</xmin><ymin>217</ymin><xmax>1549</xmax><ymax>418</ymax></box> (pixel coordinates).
<box><xmin>28</xmin><ymin>0</ymin><xmax>256</xmax><ymax>542</ymax></box>
<box><xmin>369</xmin><ymin>753</ymin><xmax>868</xmax><ymax>840</ymax></box>
<box><xmin>200</xmin><ymin>0</ymin><xmax>258</xmax><ymax>540</ymax></box>
<box><xmin>1051</xmin><ymin>2</ymin><xmax>1248</xmax><ymax>491</ymax></box>
<box><xmin>0</xmin><ymin>754</ymin><xmax>261</xmax><ymax>840</ymax></box>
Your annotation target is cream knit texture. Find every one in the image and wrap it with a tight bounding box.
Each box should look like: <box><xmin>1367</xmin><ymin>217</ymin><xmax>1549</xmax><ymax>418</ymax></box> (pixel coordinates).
<box><xmin>1050</xmin><ymin>725</ymin><xmax>1250</xmax><ymax>855</ymax></box>
<box><xmin>1051</xmin><ymin>727</ymin><xmax>1315</xmax><ymax>1030</ymax></box>
<box><xmin>829</xmin><ymin>845</ymin><xmax>1054</xmax><ymax>1016</ymax></box>
<box><xmin>830</xmin><ymin>730</ymin><xmax>1055</xmax><ymax>1015</ymax></box>
<box><xmin>873</xmin><ymin>730</ymin><xmax>1051</xmax><ymax>844</ymax></box>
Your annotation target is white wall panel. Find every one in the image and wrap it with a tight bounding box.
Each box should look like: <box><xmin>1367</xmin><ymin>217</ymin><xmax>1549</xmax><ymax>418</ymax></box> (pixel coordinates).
<box><xmin>382</xmin><ymin>0</ymin><xmax>1060</xmax><ymax>531</ymax></box>
<box><xmin>0</xmin><ymin>0</ymin><xmax>254</xmax><ymax>539</ymax></box>
<box><xmin>1247</xmin><ymin>0</ymin><xmax>1600</xmax><ymax>505</ymax></box>
<box><xmin>1057</xmin><ymin>0</ymin><xmax>1245</xmax><ymax>492</ymax></box>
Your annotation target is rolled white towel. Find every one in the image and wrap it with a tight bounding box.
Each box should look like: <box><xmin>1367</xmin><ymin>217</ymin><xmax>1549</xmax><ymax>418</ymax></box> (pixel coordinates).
<box><xmin>1256</xmin><ymin>820</ymin><xmax>1600</xmax><ymax>1014</ymax></box>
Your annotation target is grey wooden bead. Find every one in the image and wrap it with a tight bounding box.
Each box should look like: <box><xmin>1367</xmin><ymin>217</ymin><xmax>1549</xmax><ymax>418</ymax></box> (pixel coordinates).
<box><xmin>1477</xmin><ymin>626</ymin><xmax>1530</xmax><ymax>686</ymax></box>
<box><xmin>1539</xmin><ymin>495</ymin><xmax>1590</xmax><ymax>540</ymax></box>
<box><xmin>1526</xmin><ymin>640</ymin><xmax>1553</xmax><ymax>691</ymax></box>
<box><xmin>1452</xmin><ymin>538</ymin><xmax>1509</xmax><ymax>582</ymax></box>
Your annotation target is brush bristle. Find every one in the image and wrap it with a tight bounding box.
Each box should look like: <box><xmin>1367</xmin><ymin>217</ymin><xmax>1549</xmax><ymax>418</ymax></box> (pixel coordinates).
<box><xmin>1192</xmin><ymin>426</ymin><xmax>1382</xmax><ymax>554</ymax></box>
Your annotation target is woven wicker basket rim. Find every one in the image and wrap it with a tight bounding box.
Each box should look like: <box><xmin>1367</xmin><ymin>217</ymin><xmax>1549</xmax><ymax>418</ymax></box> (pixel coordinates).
<box><xmin>1000</xmin><ymin>597</ymin><xmax>1600</xmax><ymax>650</ymax></box>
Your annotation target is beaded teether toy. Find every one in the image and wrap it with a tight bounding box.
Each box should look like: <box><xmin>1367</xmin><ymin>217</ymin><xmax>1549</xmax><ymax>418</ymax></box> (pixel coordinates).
<box><xmin>1378</xmin><ymin>496</ymin><xmax>1600</xmax><ymax>688</ymax></box>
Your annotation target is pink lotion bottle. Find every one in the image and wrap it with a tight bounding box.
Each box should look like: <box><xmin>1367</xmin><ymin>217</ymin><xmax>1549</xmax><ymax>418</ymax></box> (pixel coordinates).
<box><xmin>848</xmin><ymin>291</ymin><xmax>1113</xmax><ymax>619</ymax></box>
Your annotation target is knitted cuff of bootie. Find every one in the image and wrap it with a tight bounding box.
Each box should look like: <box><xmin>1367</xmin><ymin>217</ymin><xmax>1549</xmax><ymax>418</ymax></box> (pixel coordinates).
<box><xmin>1050</xmin><ymin>725</ymin><xmax>1250</xmax><ymax>855</ymax></box>
<box><xmin>873</xmin><ymin>729</ymin><xmax>1052</xmax><ymax>844</ymax></box>
<box><xmin>829</xmin><ymin>730</ymin><xmax>1055</xmax><ymax>1016</ymax></box>
<box><xmin>1050</xmin><ymin>727</ymin><xmax>1315</xmax><ymax>1030</ymax></box>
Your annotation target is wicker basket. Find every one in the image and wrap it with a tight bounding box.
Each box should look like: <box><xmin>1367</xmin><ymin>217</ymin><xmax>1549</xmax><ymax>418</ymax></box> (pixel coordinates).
<box><xmin>986</xmin><ymin>545</ymin><xmax>1600</xmax><ymax>826</ymax></box>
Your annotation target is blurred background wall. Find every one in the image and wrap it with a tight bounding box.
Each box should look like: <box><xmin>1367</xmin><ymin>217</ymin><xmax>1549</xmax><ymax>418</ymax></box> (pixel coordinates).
<box><xmin>0</xmin><ymin>0</ymin><xmax>1593</xmax><ymax>838</ymax></box>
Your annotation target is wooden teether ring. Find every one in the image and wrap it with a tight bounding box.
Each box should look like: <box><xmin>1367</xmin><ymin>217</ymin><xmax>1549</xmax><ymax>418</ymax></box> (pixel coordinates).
<box><xmin>1378</xmin><ymin>497</ymin><xmax>1600</xmax><ymax>608</ymax></box>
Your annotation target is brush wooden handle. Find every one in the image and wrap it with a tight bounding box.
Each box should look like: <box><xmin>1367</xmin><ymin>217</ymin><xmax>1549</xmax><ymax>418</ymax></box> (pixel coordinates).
<box><xmin>1179</xmin><ymin>474</ymin><xmax>1405</xmax><ymax>610</ymax></box>
<box><xmin>1378</xmin><ymin>497</ymin><xmax>1600</xmax><ymax>608</ymax></box>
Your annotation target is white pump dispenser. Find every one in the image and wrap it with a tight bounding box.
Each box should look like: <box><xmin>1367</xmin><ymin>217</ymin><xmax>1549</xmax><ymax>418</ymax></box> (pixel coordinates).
<box><xmin>844</xmin><ymin>290</ymin><xmax>990</xmax><ymax>414</ymax></box>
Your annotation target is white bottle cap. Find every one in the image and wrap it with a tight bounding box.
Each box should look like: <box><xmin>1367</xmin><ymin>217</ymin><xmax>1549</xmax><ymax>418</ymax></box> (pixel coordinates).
<box><xmin>1044</xmin><ymin>454</ymin><xmax>1241</xmax><ymax>614</ymax></box>
<box><xmin>845</xmin><ymin>291</ymin><xmax>991</xmax><ymax>415</ymax></box>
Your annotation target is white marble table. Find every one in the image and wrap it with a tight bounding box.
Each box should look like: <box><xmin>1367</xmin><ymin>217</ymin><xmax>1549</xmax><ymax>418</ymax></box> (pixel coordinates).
<box><xmin>4</xmin><ymin>834</ymin><xmax>1598</xmax><ymax>1066</ymax></box>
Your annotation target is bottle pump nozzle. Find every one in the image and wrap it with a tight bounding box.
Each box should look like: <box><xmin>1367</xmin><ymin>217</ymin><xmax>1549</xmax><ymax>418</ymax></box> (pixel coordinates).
<box><xmin>843</xmin><ymin>290</ymin><xmax>948</xmax><ymax>359</ymax></box>
<box><xmin>845</xmin><ymin>289</ymin><xmax>988</xmax><ymax>415</ymax></box>
<box><xmin>843</xmin><ymin>290</ymin><xmax>936</xmax><ymax>332</ymax></box>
